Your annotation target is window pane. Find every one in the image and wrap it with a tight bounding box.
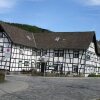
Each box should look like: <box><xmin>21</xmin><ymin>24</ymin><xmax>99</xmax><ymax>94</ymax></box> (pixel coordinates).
<box><xmin>24</xmin><ymin>61</ymin><xmax>29</xmax><ymax>66</ymax></box>
<box><xmin>54</xmin><ymin>64</ymin><xmax>58</xmax><ymax>71</ymax></box>
<box><xmin>59</xmin><ymin>50</ymin><xmax>64</xmax><ymax>57</ymax></box>
<box><xmin>42</xmin><ymin>50</ymin><xmax>47</xmax><ymax>56</ymax></box>
<box><xmin>72</xmin><ymin>65</ymin><xmax>78</xmax><ymax>73</ymax></box>
<box><xmin>54</xmin><ymin>50</ymin><xmax>59</xmax><ymax>57</ymax></box>
<box><xmin>54</xmin><ymin>50</ymin><xmax>64</xmax><ymax>57</ymax></box>
<box><xmin>73</xmin><ymin>51</ymin><xmax>79</xmax><ymax>58</ymax></box>
<box><xmin>86</xmin><ymin>55</ymin><xmax>90</xmax><ymax>60</ymax></box>
<box><xmin>37</xmin><ymin>51</ymin><xmax>41</xmax><ymax>56</ymax></box>
<box><xmin>0</xmin><ymin>46</ymin><xmax>3</xmax><ymax>52</ymax></box>
<box><xmin>19</xmin><ymin>61</ymin><xmax>22</xmax><ymax>67</ymax></box>
<box><xmin>0</xmin><ymin>33</ymin><xmax>3</xmax><ymax>38</ymax></box>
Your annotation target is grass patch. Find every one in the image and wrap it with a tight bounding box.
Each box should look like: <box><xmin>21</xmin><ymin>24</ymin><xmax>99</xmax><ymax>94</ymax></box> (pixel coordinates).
<box><xmin>88</xmin><ymin>73</ymin><xmax>100</xmax><ymax>77</ymax></box>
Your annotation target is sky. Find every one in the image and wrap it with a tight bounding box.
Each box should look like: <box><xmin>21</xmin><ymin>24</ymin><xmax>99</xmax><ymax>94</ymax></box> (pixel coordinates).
<box><xmin>0</xmin><ymin>0</ymin><xmax>100</xmax><ymax>39</ymax></box>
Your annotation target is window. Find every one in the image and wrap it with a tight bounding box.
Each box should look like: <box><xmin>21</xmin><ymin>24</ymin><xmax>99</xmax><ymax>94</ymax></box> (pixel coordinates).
<box><xmin>97</xmin><ymin>57</ymin><xmax>100</xmax><ymax>61</ymax></box>
<box><xmin>98</xmin><ymin>68</ymin><xmax>100</xmax><ymax>73</ymax></box>
<box><xmin>59</xmin><ymin>50</ymin><xmax>64</xmax><ymax>57</ymax></box>
<box><xmin>19</xmin><ymin>49</ymin><xmax>23</xmax><ymax>54</ymax></box>
<box><xmin>0</xmin><ymin>33</ymin><xmax>3</xmax><ymax>38</ymax></box>
<box><xmin>54</xmin><ymin>64</ymin><xmax>58</xmax><ymax>71</ymax></box>
<box><xmin>59</xmin><ymin>64</ymin><xmax>63</xmax><ymax>74</ymax></box>
<box><xmin>86</xmin><ymin>55</ymin><xmax>90</xmax><ymax>60</ymax></box>
<box><xmin>36</xmin><ymin>62</ymin><xmax>40</xmax><ymax>69</ymax></box>
<box><xmin>72</xmin><ymin>65</ymin><xmax>78</xmax><ymax>73</ymax></box>
<box><xmin>54</xmin><ymin>50</ymin><xmax>59</xmax><ymax>57</ymax></box>
<box><xmin>54</xmin><ymin>50</ymin><xmax>64</xmax><ymax>57</ymax></box>
<box><xmin>31</xmin><ymin>62</ymin><xmax>35</xmax><ymax>68</ymax></box>
<box><xmin>42</xmin><ymin>50</ymin><xmax>47</xmax><ymax>56</ymax></box>
<box><xmin>0</xmin><ymin>46</ymin><xmax>3</xmax><ymax>52</ymax></box>
<box><xmin>73</xmin><ymin>51</ymin><xmax>79</xmax><ymax>58</ymax></box>
<box><xmin>37</xmin><ymin>51</ymin><xmax>41</xmax><ymax>56</ymax></box>
<box><xmin>19</xmin><ymin>46</ymin><xmax>24</xmax><ymax>54</ymax></box>
<box><xmin>24</xmin><ymin>61</ymin><xmax>29</xmax><ymax>66</ymax></box>
<box><xmin>32</xmin><ymin>50</ymin><xmax>36</xmax><ymax>56</ymax></box>
<box><xmin>19</xmin><ymin>61</ymin><xmax>22</xmax><ymax>67</ymax></box>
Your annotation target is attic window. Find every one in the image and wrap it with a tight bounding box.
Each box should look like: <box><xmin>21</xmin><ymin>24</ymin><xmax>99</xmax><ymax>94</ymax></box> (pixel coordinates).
<box><xmin>26</xmin><ymin>35</ymin><xmax>31</xmax><ymax>41</ymax></box>
<box><xmin>55</xmin><ymin>37</ymin><xmax>60</xmax><ymax>42</ymax></box>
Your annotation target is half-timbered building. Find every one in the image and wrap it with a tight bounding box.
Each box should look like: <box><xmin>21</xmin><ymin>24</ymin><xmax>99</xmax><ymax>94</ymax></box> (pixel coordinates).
<box><xmin>0</xmin><ymin>23</ymin><xmax>100</xmax><ymax>77</ymax></box>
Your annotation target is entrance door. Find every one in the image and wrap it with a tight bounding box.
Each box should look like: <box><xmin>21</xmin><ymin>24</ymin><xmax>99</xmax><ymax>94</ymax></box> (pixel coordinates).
<box><xmin>72</xmin><ymin>65</ymin><xmax>78</xmax><ymax>73</ymax></box>
<box><xmin>59</xmin><ymin>64</ymin><xmax>63</xmax><ymax>74</ymax></box>
<box><xmin>41</xmin><ymin>62</ymin><xmax>46</xmax><ymax>73</ymax></box>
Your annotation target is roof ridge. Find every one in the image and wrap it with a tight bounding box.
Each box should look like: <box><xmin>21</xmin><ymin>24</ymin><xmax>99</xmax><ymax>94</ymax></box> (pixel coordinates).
<box><xmin>54</xmin><ymin>31</ymin><xmax>95</xmax><ymax>33</ymax></box>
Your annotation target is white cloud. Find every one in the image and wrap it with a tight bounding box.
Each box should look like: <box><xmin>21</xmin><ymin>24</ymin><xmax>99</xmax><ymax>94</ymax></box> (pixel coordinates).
<box><xmin>87</xmin><ymin>0</ymin><xmax>100</xmax><ymax>5</ymax></box>
<box><xmin>28</xmin><ymin>0</ymin><xmax>45</xmax><ymax>2</ymax></box>
<box><xmin>80</xmin><ymin>0</ymin><xmax>100</xmax><ymax>6</ymax></box>
<box><xmin>0</xmin><ymin>0</ymin><xmax>17</xmax><ymax>13</ymax></box>
<box><xmin>75</xmin><ymin>0</ymin><xmax>100</xmax><ymax>6</ymax></box>
<box><xmin>0</xmin><ymin>0</ymin><xmax>17</xmax><ymax>9</ymax></box>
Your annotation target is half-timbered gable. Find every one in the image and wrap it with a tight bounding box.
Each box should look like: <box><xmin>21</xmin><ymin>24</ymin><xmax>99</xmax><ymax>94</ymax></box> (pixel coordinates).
<box><xmin>33</xmin><ymin>32</ymin><xmax>97</xmax><ymax>75</ymax></box>
<box><xmin>0</xmin><ymin>26</ymin><xmax>12</xmax><ymax>70</ymax></box>
<box><xmin>0</xmin><ymin>23</ymin><xmax>37</xmax><ymax>71</ymax></box>
<box><xmin>10</xmin><ymin>44</ymin><xmax>35</xmax><ymax>71</ymax></box>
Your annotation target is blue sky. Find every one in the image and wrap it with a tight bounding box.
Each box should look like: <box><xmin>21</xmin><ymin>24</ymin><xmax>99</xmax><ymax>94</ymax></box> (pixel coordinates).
<box><xmin>0</xmin><ymin>0</ymin><xmax>100</xmax><ymax>39</ymax></box>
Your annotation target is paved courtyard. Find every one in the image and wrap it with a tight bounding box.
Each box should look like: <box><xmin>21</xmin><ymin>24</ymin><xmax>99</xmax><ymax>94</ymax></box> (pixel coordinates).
<box><xmin>0</xmin><ymin>75</ymin><xmax>100</xmax><ymax>100</ymax></box>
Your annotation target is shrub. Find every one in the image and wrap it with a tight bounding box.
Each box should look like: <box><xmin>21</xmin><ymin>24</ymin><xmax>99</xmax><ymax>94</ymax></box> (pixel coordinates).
<box><xmin>95</xmin><ymin>74</ymin><xmax>100</xmax><ymax>77</ymax></box>
<box><xmin>88</xmin><ymin>73</ymin><xmax>97</xmax><ymax>77</ymax></box>
<box><xmin>0</xmin><ymin>70</ymin><xmax>5</xmax><ymax>82</ymax></box>
<box><xmin>20</xmin><ymin>69</ymin><xmax>32</xmax><ymax>74</ymax></box>
<box><xmin>31</xmin><ymin>69</ymin><xmax>43</xmax><ymax>76</ymax></box>
<box><xmin>45</xmin><ymin>72</ymin><xmax>59</xmax><ymax>77</ymax></box>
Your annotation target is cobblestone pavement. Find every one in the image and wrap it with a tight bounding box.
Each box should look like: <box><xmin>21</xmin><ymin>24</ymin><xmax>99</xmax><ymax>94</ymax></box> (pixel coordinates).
<box><xmin>0</xmin><ymin>75</ymin><xmax>100</xmax><ymax>100</ymax></box>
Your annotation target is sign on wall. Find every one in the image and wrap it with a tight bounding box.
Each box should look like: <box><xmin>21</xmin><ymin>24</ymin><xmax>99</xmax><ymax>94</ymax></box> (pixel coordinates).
<box><xmin>4</xmin><ymin>48</ymin><xmax>11</xmax><ymax>59</ymax></box>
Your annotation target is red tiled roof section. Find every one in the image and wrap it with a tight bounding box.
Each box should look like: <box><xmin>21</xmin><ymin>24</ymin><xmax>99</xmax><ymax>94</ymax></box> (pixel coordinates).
<box><xmin>0</xmin><ymin>23</ymin><xmax>36</xmax><ymax>48</ymax></box>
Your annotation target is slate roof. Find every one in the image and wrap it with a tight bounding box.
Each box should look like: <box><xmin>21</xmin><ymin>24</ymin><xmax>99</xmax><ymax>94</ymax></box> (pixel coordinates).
<box><xmin>0</xmin><ymin>23</ymin><xmax>98</xmax><ymax>52</ymax></box>
<box><xmin>0</xmin><ymin>23</ymin><xmax>36</xmax><ymax>48</ymax></box>
<box><xmin>34</xmin><ymin>32</ymin><xmax>95</xmax><ymax>50</ymax></box>
<box><xmin>97</xmin><ymin>41</ymin><xmax>100</xmax><ymax>54</ymax></box>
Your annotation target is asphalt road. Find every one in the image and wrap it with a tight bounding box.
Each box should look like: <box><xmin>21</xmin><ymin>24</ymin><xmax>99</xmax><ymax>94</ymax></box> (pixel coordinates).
<box><xmin>0</xmin><ymin>75</ymin><xmax>100</xmax><ymax>100</ymax></box>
